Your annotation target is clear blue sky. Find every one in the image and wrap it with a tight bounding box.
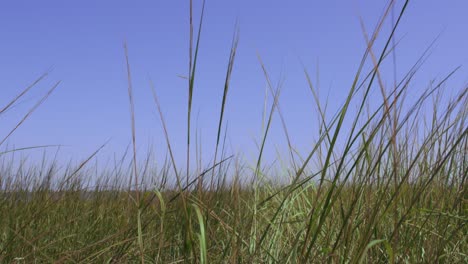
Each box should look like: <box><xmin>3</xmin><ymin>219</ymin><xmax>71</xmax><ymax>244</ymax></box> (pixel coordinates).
<box><xmin>1</xmin><ymin>0</ymin><xmax>467</xmax><ymax>167</ymax></box>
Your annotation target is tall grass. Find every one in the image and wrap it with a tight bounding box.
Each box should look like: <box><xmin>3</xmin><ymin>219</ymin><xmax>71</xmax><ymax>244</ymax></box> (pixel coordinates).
<box><xmin>1</xmin><ymin>0</ymin><xmax>467</xmax><ymax>263</ymax></box>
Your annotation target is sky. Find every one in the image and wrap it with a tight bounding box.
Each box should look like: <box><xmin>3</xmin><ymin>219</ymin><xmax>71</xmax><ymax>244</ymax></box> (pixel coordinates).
<box><xmin>1</xmin><ymin>0</ymin><xmax>467</xmax><ymax>170</ymax></box>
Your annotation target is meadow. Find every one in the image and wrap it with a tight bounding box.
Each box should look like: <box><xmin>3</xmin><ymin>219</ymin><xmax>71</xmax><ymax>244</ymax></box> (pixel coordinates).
<box><xmin>1</xmin><ymin>1</ymin><xmax>467</xmax><ymax>263</ymax></box>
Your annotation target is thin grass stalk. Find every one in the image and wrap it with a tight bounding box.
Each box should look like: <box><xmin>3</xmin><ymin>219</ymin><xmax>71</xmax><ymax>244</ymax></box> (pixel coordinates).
<box><xmin>0</xmin><ymin>72</ymin><xmax>48</xmax><ymax>116</ymax></box>
<box><xmin>123</xmin><ymin>41</ymin><xmax>144</xmax><ymax>263</ymax></box>
<box><xmin>211</xmin><ymin>26</ymin><xmax>239</xmax><ymax>191</ymax></box>
<box><xmin>187</xmin><ymin>0</ymin><xmax>206</xmax><ymax>188</ymax></box>
<box><xmin>0</xmin><ymin>81</ymin><xmax>60</xmax><ymax>147</ymax></box>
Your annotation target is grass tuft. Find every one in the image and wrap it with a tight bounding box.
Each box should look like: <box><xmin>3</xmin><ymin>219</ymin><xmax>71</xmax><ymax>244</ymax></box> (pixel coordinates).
<box><xmin>1</xmin><ymin>0</ymin><xmax>466</xmax><ymax>263</ymax></box>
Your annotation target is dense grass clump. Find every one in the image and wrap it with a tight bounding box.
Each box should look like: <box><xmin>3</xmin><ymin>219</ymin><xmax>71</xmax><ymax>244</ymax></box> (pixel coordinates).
<box><xmin>1</xmin><ymin>1</ymin><xmax>467</xmax><ymax>263</ymax></box>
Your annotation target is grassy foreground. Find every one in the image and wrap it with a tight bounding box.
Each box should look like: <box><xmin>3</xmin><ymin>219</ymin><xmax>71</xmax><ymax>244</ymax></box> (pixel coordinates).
<box><xmin>1</xmin><ymin>1</ymin><xmax>467</xmax><ymax>263</ymax></box>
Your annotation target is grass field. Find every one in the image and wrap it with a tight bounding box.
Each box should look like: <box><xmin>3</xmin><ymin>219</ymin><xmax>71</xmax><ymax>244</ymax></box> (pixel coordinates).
<box><xmin>1</xmin><ymin>1</ymin><xmax>467</xmax><ymax>263</ymax></box>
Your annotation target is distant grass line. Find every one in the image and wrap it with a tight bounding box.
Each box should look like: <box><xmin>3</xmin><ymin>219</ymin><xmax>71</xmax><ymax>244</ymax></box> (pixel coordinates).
<box><xmin>1</xmin><ymin>0</ymin><xmax>467</xmax><ymax>263</ymax></box>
